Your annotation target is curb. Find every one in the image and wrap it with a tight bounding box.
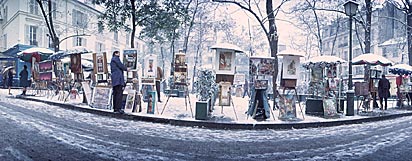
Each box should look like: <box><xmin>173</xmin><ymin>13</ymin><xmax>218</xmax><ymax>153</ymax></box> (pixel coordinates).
<box><xmin>14</xmin><ymin>96</ymin><xmax>412</xmax><ymax>130</ymax></box>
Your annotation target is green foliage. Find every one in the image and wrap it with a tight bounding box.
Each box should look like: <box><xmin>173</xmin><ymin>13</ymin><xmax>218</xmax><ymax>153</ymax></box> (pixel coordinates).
<box><xmin>193</xmin><ymin>69</ymin><xmax>218</xmax><ymax>101</ymax></box>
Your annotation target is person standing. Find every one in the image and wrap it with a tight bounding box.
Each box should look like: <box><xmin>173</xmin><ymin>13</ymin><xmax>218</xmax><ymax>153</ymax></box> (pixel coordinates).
<box><xmin>7</xmin><ymin>67</ymin><xmax>13</xmax><ymax>95</ymax></box>
<box><xmin>110</xmin><ymin>51</ymin><xmax>128</xmax><ymax>113</ymax></box>
<box><xmin>242</xmin><ymin>78</ymin><xmax>249</xmax><ymax>98</ymax></box>
<box><xmin>378</xmin><ymin>74</ymin><xmax>391</xmax><ymax>110</ymax></box>
<box><xmin>19</xmin><ymin>65</ymin><xmax>29</xmax><ymax>96</ymax></box>
<box><xmin>156</xmin><ymin>66</ymin><xmax>163</xmax><ymax>102</ymax></box>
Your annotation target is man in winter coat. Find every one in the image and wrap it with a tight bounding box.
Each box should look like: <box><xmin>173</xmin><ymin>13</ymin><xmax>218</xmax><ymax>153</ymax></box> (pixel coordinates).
<box><xmin>378</xmin><ymin>74</ymin><xmax>390</xmax><ymax>110</ymax></box>
<box><xmin>110</xmin><ymin>51</ymin><xmax>128</xmax><ymax>113</ymax></box>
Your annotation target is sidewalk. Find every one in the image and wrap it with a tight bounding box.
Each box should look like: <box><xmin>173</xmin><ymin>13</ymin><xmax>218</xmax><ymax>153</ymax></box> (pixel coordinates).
<box><xmin>4</xmin><ymin>88</ymin><xmax>412</xmax><ymax>130</ymax></box>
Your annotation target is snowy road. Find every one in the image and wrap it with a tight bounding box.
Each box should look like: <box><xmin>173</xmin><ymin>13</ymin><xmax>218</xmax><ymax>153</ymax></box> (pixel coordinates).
<box><xmin>0</xmin><ymin>97</ymin><xmax>412</xmax><ymax>160</ymax></box>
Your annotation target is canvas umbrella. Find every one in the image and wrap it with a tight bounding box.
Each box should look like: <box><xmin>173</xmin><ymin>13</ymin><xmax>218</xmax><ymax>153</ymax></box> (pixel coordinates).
<box><xmin>389</xmin><ymin>64</ymin><xmax>412</xmax><ymax>75</ymax></box>
<box><xmin>352</xmin><ymin>53</ymin><xmax>393</xmax><ymax>66</ymax></box>
<box><xmin>302</xmin><ymin>55</ymin><xmax>346</xmax><ymax>69</ymax></box>
<box><xmin>2</xmin><ymin>66</ymin><xmax>14</xmax><ymax>75</ymax></box>
<box><xmin>17</xmin><ymin>47</ymin><xmax>54</xmax><ymax>62</ymax></box>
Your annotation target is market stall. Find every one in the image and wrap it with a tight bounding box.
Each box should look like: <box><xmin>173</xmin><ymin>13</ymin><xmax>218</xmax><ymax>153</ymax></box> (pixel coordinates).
<box><xmin>302</xmin><ymin>55</ymin><xmax>345</xmax><ymax>117</ymax></box>
<box><xmin>389</xmin><ymin>64</ymin><xmax>412</xmax><ymax>107</ymax></box>
<box><xmin>352</xmin><ymin>53</ymin><xmax>393</xmax><ymax>111</ymax></box>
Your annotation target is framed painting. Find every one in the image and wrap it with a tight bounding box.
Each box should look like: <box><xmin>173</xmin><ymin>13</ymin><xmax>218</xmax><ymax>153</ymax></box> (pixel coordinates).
<box><xmin>311</xmin><ymin>67</ymin><xmax>323</xmax><ymax>83</ymax></box>
<box><xmin>124</xmin><ymin>90</ymin><xmax>136</xmax><ymax>113</ymax></box>
<box><xmin>255</xmin><ymin>79</ymin><xmax>268</xmax><ymax>89</ymax></box>
<box><xmin>175</xmin><ymin>53</ymin><xmax>186</xmax><ymax>66</ymax></box>
<box><xmin>323</xmin><ymin>98</ymin><xmax>338</xmax><ymax>118</ymax></box>
<box><xmin>81</xmin><ymin>82</ymin><xmax>93</xmax><ymax>105</ymax></box>
<box><xmin>219</xmin><ymin>82</ymin><xmax>231</xmax><ymax>106</ymax></box>
<box><xmin>32</xmin><ymin>60</ymin><xmax>40</xmax><ymax>81</ymax></box>
<box><xmin>70</xmin><ymin>54</ymin><xmax>82</xmax><ymax>74</ymax></box>
<box><xmin>174</xmin><ymin>71</ymin><xmax>187</xmax><ymax>85</ymax></box>
<box><xmin>91</xmin><ymin>86</ymin><xmax>112</xmax><ymax>110</ymax></box>
<box><xmin>141</xmin><ymin>77</ymin><xmax>155</xmax><ymax>85</ymax></box>
<box><xmin>215</xmin><ymin>50</ymin><xmax>235</xmax><ymax>74</ymax></box>
<box><xmin>233</xmin><ymin>74</ymin><xmax>245</xmax><ymax>85</ymax></box>
<box><xmin>93</xmin><ymin>52</ymin><xmax>108</xmax><ymax>74</ymax></box>
<box><xmin>282</xmin><ymin>55</ymin><xmax>299</xmax><ymax>79</ymax></box>
<box><xmin>144</xmin><ymin>54</ymin><xmax>157</xmax><ymax>78</ymax></box>
<box><xmin>123</xmin><ymin>49</ymin><xmax>138</xmax><ymax>70</ymax></box>
<box><xmin>278</xmin><ymin>93</ymin><xmax>297</xmax><ymax>120</ymax></box>
<box><xmin>147</xmin><ymin>91</ymin><xmax>156</xmax><ymax>114</ymax></box>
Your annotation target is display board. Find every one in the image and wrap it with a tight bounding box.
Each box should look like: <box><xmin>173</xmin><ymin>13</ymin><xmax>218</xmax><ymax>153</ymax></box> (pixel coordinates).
<box><xmin>279</xmin><ymin>93</ymin><xmax>297</xmax><ymax>119</ymax></box>
<box><xmin>39</xmin><ymin>60</ymin><xmax>53</xmax><ymax>81</ymax></box>
<box><xmin>70</xmin><ymin>54</ymin><xmax>82</xmax><ymax>74</ymax></box>
<box><xmin>144</xmin><ymin>54</ymin><xmax>157</xmax><ymax>78</ymax></box>
<box><xmin>215</xmin><ymin>50</ymin><xmax>236</xmax><ymax>74</ymax></box>
<box><xmin>233</xmin><ymin>74</ymin><xmax>245</xmax><ymax>85</ymax></box>
<box><xmin>91</xmin><ymin>86</ymin><xmax>112</xmax><ymax>109</ymax></box>
<box><xmin>93</xmin><ymin>52</ymin><xmax>108</xmax><ymax>74</ymax></box>
<box><xmin>323</xmin><ymin>98</ymin><xmax>339</xmax><ymax>118</ymax></box>
<box><xmin>32</xmin><ymin>57</ymin><xmax>40</xmax><ymax>81</ymax></box>
<box><xmin>147</xmin><ymin>91</ymin><xmax>156</xmax><ymax>114</ymax></box>
<box><xmin>219</xmin><ymin>82</ymin><xmax>231</xmax><ymax>106</ymax></box>
<box><xmin>123</xmin><ymin>49</ymin><xmax>138</xmax><ymax>70</ymax></box>
<box><xmin>282</xmin><ymin>55</ymin><xmax>299</xmax><ymax>79</ymax></box>
<box><xmin>81</xmin><ymin>82</ymin><xmax>92</xmax><ymax>105</ymax></box>
<box><xmin>124</xmin><ymin>90</ymin><xmax>136</xmax><ymax>113</ymax></box>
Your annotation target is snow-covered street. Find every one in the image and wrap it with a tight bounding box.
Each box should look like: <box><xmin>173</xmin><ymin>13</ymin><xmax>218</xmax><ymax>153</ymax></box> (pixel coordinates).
<box><xmin>1</xmin><ymin>89</ymin><xmax>412</xmax><ymax>160</ymax></box>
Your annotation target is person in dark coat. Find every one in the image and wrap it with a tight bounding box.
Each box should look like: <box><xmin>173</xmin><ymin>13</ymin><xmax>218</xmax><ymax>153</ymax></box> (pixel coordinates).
<box><xmin>110</xmin><ymin>51</ymin><xmax>128</xmax><ymax>113</ymax></box>
<box><xmin>19</xmin><ymin>65</ymin><xmax>29</xmax><ymax>96</ymax></box>
<box><xmin>7</xmin><ymin>67</ymin><xmax>13</xmax><ymax>95</ymax></box>
<box><xmin>378</xmin><ymin>74</ymin><xmax>390</xmax><ymax>110</ymax></box>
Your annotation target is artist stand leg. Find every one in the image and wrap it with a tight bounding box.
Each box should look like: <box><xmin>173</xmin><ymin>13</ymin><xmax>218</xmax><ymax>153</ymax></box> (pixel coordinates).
<box><xmin>294</xmin><ymin>88</ymin><xmax>305</xmax><ymax>120</ymax></box>
<box><xmin>229</xmin><ymin>95</ymin><xmax>238</xmax><ymax>120</ymax></box>
<box><xmin>161</xmin><ymin>85</ymin><xmax>193</xmax><ymax>117</ymax></box>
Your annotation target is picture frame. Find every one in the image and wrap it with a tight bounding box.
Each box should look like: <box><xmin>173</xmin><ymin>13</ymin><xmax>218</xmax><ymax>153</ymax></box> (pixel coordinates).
<box><xmin>215</xmin><ymin>50</ymin><xmax>235</xmax><ymax>74</ymax></box>
<box><xmin>32</xmin><ymin>59</ymin><xmax>40</xmax><ymax>81</ymax></box>
<box><xmin>91</xmin><ymin>86</ymin><xmax>112</xmax><ymax>110</ymax></box>
<box><xmin>255</xmin><ymin>79</ymin><xmax>269</xmax><ymax>89</ymax></box>
<box><xmin>144</xmin><ymin>54</ymin><xmax>157</xmax><ymax>78</ymax></box>
<box><xmin>249</xmin><ymin>56</ymin><xmax>275</xmax><ymax>76</ymax></box>
<box><xmin>233</xmin><ymin>74</ymin><xmax>246</xmax><ymax>85</ymax></box>
<box><xmin>311</xmin><ymin>67</ymin><xmax>323</xmax><ymax>83</ymax></box>
<box><xmin>70</xmin><ymin>54</ymin><xmax>82</xmax><ymax>74</ymax></box>
<box><xmin>278</xmin><ymin>93</ymin><xmax>297</xmax><ymax>119</ymax></box>
<box><xmin>124</xmin><ymin>90</ymin><xmax>136</xmax><ymax>113</ymax></box>
<box><xmin>147</xmin><ymin>91</ymin><xmax>156</xmax><ymax>114</ymax></box>
<box><xmin>175</xmin><ymin>53</ymin><xmax>186</xmax><ymax>66</ymax></box>
<box><xmin>323</xmin><ymin>98</ymin><xmax>338</xmax><ymax>118</ymax></box>
<box><xmin>141</xmin><ymin>77</ymin><xmax>155</xmax><ymax>85</ymax></box>
<box><xmin>81</xmin><ymin>82</ymin><xmax>92</xmax><ymax>105</ymax></box>
<box><xmin>93</xmin><ymin>52</ymin><xmax>108</xmax><ymax>74</ymax></box>
<box><xmin>123</xmin><ymin>49</ymin><xmax>138</xmax><ymax>70</ymax></box>
<box><xmin>219</xmin><ymin>82</ymin><xmax>231</xmax><ymax>106</ymax></box>
<box><xmin>282</xmin><ymin>55</ymin><xmax>299</xmax><ymax>79</ymax></box>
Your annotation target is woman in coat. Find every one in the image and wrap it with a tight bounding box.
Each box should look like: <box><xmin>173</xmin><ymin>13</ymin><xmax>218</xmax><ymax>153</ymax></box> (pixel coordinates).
<box><xmin>378</xmin><ymin>74</ymin><xmax>390</xmax><ymax>110</ymax></box>
<box><xmin>19</xmin><ymin>65</ymin><xmax>29</xmax><ymax>96</ymax></box>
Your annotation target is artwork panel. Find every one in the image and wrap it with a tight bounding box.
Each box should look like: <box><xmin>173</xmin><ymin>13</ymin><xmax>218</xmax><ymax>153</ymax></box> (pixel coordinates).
<box><xmin>282</xmin><ymin>56</ymin><xmax>299</xmax><ymax>79</ymax></box>
<box><xmin>91</xmin><ymin>87</ymin><xmax>112</xmax><ymax>109</ymax></box>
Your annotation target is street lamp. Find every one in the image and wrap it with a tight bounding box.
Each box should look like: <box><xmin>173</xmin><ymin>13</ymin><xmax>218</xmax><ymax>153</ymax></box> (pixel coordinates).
<box><xmin>344</xmin><ymin>0</ymin><xmax>358</xmax><ymax>116</ymax></box>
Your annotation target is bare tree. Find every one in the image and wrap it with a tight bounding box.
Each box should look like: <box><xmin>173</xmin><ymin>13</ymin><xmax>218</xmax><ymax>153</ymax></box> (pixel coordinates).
<box><xmin>213</xmin><ymin>0</ymin><xmax>288</xmax><ymax>109</ymax></box>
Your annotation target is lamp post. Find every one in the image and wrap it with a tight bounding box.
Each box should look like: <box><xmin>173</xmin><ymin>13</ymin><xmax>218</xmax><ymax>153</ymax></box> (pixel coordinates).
<box><xmin>344</xmin><ymin>0</ymin><xmax>359</xmax><ymax>116</ymax></box>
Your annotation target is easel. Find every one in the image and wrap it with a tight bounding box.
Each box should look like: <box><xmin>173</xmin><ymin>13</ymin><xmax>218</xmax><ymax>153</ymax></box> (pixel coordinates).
<box><xmin>247</xmin><ymin>86</ymin><xmax>276</xmax><ymax>121</ymax></box>
<box><xmin>218</xmin><ymin>83</ymin><xmax>238</xmax><ymax>120</ymax></box>
<box><xmin>160</xmin><ymin>82</ymin><xmax>193</xmax><ymax>117</ymax></box>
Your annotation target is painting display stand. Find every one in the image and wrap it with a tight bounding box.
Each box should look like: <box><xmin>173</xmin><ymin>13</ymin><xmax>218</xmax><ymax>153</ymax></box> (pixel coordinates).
<box><xmin>247</xmin><ymin>87</ymin><xmax>274</xmax><ymax>121</ymax></box>
<box><xmin>218</xmin><ymin>82</ymin><xmax>238</xmax><ymax>120</ymax></box>
<box><xmin>279</xmin><ymin>87</ymin><xmax>305</xmax><ymax>121</ymax></box>
<box><xmin>160</xmin><ymin>83</ymin><xmax>193</xmax><ymax>117</ymax></box>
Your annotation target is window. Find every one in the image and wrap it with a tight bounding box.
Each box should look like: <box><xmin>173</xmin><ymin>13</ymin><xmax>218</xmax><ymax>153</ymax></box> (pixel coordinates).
<box><xmin>95</xmin><ymin>42</ymin><xmax>105</xmax><ymax>52</ymax></box>
<box><xmin>29</xmin><ymin>0</ymin><xmax>39</xmax><ymax>15</ymax></box>
<box><xmin>3</xmin><ymin>6</ymin><xmax>7</xmax><ymax>21</ymax></box>
<box><xmin>114</xmin><ymin>31</ymin><xmax>118</xmax><ymax>43</ymax></box>
<box><xmin>72</xmin><ymin>9</ymin><xmax>88</xmax><ymax>28</ymax></box>
<box><xmin>29</xmin><ymin>26</ymin><xmax>37</xmax><ymax>45</ymax></box>
<box><xmin>74</xmin><ymin>37</ymin><xmax>87</xmax><ymax>47</ymax></box>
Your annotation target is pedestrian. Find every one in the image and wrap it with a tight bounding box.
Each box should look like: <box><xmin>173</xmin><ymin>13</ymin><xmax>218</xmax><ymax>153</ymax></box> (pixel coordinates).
<box><xmin>2</xmin><ymin>66</ymin><xmax>6</xmax><ymax>89</ymax></box>
<box><xmin>7</xmin><ymin>67</ymin><xmax>13</xmax><ymax>95</ymax></box>
<box><xmin>110</xmin><ymin>51</ymin><xmax>128</xmax><ymax>114</ymax></box>
<box><xmin>242</xmin><ymin>78</ymin><xmax>249</xmax><ymax>98</ymax></box>
<box><xmin>378</xmin><ymin>74</ymin><xmax>390</xmax><ymax>110</ymax></box>
<box><xmin>19</xmin><ymin>65</ymin><xmax>29</xmax><ymax>96</ymax></box>
<box><xmin>156</xmin><ymin>66</ymin><xmax>163</xmax><ymax>102</ymax></box>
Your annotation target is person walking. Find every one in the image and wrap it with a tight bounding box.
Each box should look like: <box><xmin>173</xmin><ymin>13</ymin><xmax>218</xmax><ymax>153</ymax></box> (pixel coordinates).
<box><xmin>378</xmin><ymin>74</ymin><xmax>391</xmax><ymax>110</ymax></box>
<box><xmin>19</xmin><ymin>65</ymin><xmax>29</xmax><ymax>96</ymax></box>
<box><xmin>242</xmin><ymin>78</ymin><xmax>249</xmax><ymax>98</ymax></box>
<box><xmin>110</xmin><ymin>51</ymin><xmax>128</xmax><ymax>113</ymax></box>
<box><xmin>156</xmin><ymin>66</ymin><xmax>163</xmax><ymax>102</ymax></box>
<box><xmin>7</xmin><ymin>67</ymin><xmax>13</xmax><ymax>95</ymax></box>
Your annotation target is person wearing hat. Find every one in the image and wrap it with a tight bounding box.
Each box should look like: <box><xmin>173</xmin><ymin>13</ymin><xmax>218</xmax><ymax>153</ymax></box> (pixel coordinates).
<box><xmin>378</xmin><ymin>74</ymin><xmax>391</xmax><ymax>110</ymax></box>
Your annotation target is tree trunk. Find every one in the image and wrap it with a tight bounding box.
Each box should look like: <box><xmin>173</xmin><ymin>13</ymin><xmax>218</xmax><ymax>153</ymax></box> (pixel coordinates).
<box><xmin>266</xmin><ymin>0</ymin><xmax>279</xmax><ymax>109</ymax></box>
<box><xmin>408</xmin><ymin>7</ymin><xmax>412</xmax><ymax>66</ymax></box>
<box><xmin>130</xmin><ymin>0</ymin><xmax>136</xmax><ymax>48</ymax></box>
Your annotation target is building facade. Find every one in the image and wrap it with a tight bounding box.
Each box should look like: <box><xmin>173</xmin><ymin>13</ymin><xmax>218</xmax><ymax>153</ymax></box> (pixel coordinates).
<box><xmin>321</xmin><ymin>2</ymin><xmax>406</xmax><ymax>80</ymax></box>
